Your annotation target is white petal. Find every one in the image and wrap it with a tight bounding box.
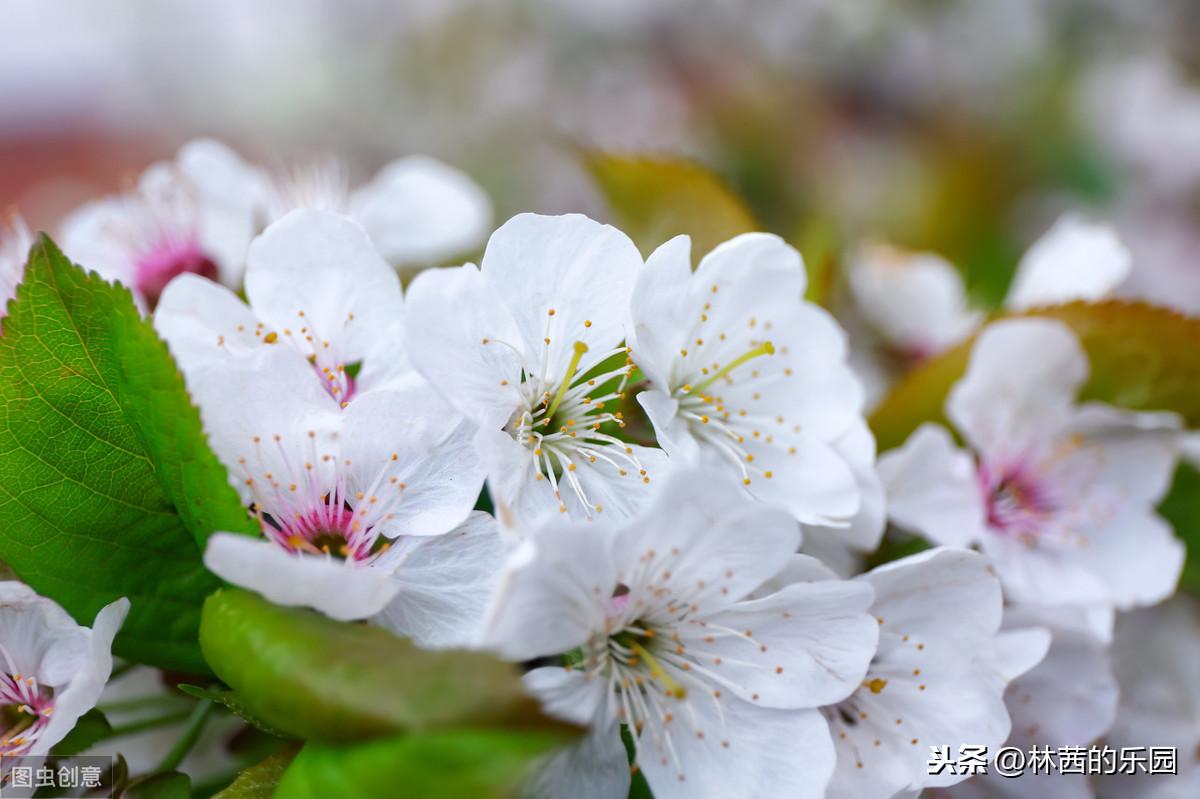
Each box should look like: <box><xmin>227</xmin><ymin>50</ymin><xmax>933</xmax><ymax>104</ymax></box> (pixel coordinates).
<box><xmin>848</xmin><ymin>244</ymin><xmax>980</xmax><ymax>354</ymax></box>
<box><xmin>203</xmin><ymin>533</ymin><xmax>400</xmax><ymax>621</ymax></box>
<box><xmin>1005</xmin><ymin>215</ymin><xmax>1131</xmax><ymax>311</ymax></box>
<box><xmin>687</xmin><ymin>579</ymin><xmax>877</xmax><ymax>708</ymax></box>
<box><xmin>182</xmin><ymin>346</ymin><xmax>342</xmax><ymax>508</ymax></box>
<box><xmin>738</xmin><ymin>430</ymin><xmax>860</xmax><ymax>526</ymax></box>
<box><xmin>615</xmin><ymin>469</ymin><xmax>802</xmax><ymax>617</ymax></box>
<box><xmin>629</xmin><ymin>234</ymin><xmax>694</xmax><ymax>389</ymax></box>
<box><xmin>878</xmin><ymin>424</ymin><xmax>988</xmax><ymax>548</ymax></box>
<box><xmin>244</xmin><ymin>209</ymin><xmax>411</xmax><ymax>393</ymax></box>
<box><xmin>522</xmin><ymin>665</ymin><xmax>609</xmax><ymax>727</ymax></box>
<box><xmin>480</xmin><ymin>213</ymin><xmax>642</xmax><ymax>382</ymax></box>
<box><xmin>58</xmin><ymin>199</ymin><xmax>138</xmax><ymax>286</ymax></box>
<box><xmin>524</xmin><ymin>719</ymin><xmax>630</xmax><ymax>799</ymax></box>
<box><xmin>153</xmin><ymin>273</ymin><xmax>262</xmax><ymax>375</ymax></box>
<box><xmin>373</xmin><ymin>513</ymin><xmax>507</xmax><ymax>648</ymax></box>
<box><xmin>947</xmin><ymin>319</ymin><xmax>1088</xmax><ymax>453</ymax></box>
<box><xmin>694</xmin><ymin>232</ymin><xmax>807</xmax><ymax>298</ymax></box>
<box><xmin>637</xmin><ymin>700</ymin><xmax>835</xmax><ymax>799</ymax></box>
<box><xmin>404</xmin><ymin>263</ymin><xmax>526</xmax><ymax>429</ymax></box>
<box><xmin>979</xmin><ymin>532</ymin><xmax>1111</xmax><ymax>608</ymax></box>
<box><xmin>177</xmin><ymin>138</ymin><xmax>263</xmax><ymax>286</ymax></box>
<box><xmin>1002</xmin><ymin>621</ymin><xmax>1117</xmax><ymax>748</ymax></box>
<box><xmin>1063</xmin><ymin>403</ymin><xmax>1182</xmax><ymax>503</ymax></box>
<box><xmin>37</xmin><ymin>597</ymin><xmax>129</xmax><ymax>754</ymax></box>
<box><xmin>636</xmin><ymin>389</ymin><xmax>702</xmax><ymax>462</ymax></box>
<box><xmin>862</xmin><ymin>547</ymin><xmax>1003</xmax><ymax>656</ymax></box>
<box><xmin>339</xmin><ymin>384</ymin><xmax>484</xmax><ymax>538</ymax></box>
<box><xmin>481</xmin><ymin>522</ymin><xmax>616</xmax><ymax>661</ymax></box>
<box><xmin>803</xmin><ymin>419</ymin><xmax>886</xmax><ymax>551</ymax></box>
<box><xmin>1067</xmin><ymin>502</ymin><xmax>1184</xmax><ymax>610</ymax></box>
<box><xmin>349</xmin><ymin>156</ymin><xmax>492</xmax><ymax>266</ymax></box>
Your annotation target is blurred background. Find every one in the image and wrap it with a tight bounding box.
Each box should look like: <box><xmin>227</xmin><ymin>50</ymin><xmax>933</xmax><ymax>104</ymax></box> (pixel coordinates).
<box><xmin>1</xmin><ymin>0</ymin><xmax>1198</xmax><ymax>310</ymax></box>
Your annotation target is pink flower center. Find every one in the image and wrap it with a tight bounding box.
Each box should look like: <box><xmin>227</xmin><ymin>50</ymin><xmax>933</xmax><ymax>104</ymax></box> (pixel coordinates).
<box><xmin>135</xmin><ymin>238</ymin><xmax>218</xmax><ymax>307</ymax></box>
<box><xmin>978</xmin><ymin>459</ymin><xmax>1057</xmax><ymax>541</ymax></box>
<box><xmin>313</xmin><ymin>363</ymin><xmax>357</xmax><ymax>406</ymax></box>
<box><xmin>260</xmin><ymin>501</ymin><xmax>386</xmax><ymax>564</ymax></box>
<box><xmin>0</xmin><ymin>671</ymin><xmax>53</xmax><ymax>755</ymax></box>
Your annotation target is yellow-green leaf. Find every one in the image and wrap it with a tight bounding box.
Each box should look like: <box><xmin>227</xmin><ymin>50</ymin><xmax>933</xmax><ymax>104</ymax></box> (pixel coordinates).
<box><xmin>583</xmin><ymin>152</ymin><xmax>758</xmax><ymax>259</ymax></box>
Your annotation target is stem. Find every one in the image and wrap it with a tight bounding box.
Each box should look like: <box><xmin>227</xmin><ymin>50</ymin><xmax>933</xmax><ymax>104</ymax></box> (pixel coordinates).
<box><xmin>157</xmin><ymin>699</ymin><xmax>215</xmax><ymax>773</ymax></box>
<box><xmin>108</xmin><ymin>709</ymin><xmax>193</xmax><ymax>738</ymax></box>
<box><xmin>99</xmin><ymin>694</ymin><xmax>191</xmax><ymax>714</ymax></box>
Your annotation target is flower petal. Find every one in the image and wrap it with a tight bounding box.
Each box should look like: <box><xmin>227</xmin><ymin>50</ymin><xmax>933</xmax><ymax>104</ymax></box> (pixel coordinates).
<box><xmin>404</xmin><ymin>263</ymin><xmax>526</xmax><ymax>429</ymax></box>
<box><xmin>630</xmin><ymin>234</ymin><xmax>694</xmax><ymax>389</ymax></box>
<box><xmin>878</xmin><ymin>424</ymin><xmax>988</xmax><ymax>548</ymax></box>
<box><xmin>373</xmin><ymin>512</ymin><xmax>507</xmax><ymax>648</ymax></box>
<box><xmin>947</xmin><ymin>319</ymin><xmax>1088</xmax><ymax>453</ymax></box>
<box><xmin>339</xmin><ymin>384</ymin><xmax>484</xmax><ymax>538</ymax></box>
<box><xmin>203</xmin><ymin>533</ymin><xmax>400</xmax><ymax>621</ymax></box>
<box><xmin>683</xmin><ymin>579</ymin><xmax>877</xmax><ymax>708</ymax></box>
<box><xmin>1005</xmin><ymin>215</ymin><xmax>1131</xmax><ymax>311</ymax></box>
<box><xmin>481</xmin><ymin>522</ymin><xmax>617</xmax><ymax>660</ymax></box>
<box><xmin>350</xmin><ymin>156</ymin><xmax>492</xmax><ymax>266</ymax></box>
<box><xmin>637</xmin><ymin>701</ymin><xmax>835</xmax><ymax>799</ymax></box>
<box><xmin>480</xmin><ymin>213</ymin><xmax>642</xmax><ymax>382</ymax></box>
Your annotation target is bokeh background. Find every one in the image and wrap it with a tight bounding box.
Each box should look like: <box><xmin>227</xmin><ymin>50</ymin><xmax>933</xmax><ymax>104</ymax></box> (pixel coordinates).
<box><xmin>3</xmin><ymin>0</ymin><xmax>1198</xmax><ymax>311</ymax></box>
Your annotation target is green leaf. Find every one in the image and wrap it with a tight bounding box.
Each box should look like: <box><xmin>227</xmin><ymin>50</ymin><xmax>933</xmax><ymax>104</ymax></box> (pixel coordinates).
<box><xmin>0</xmin><ymin>236</ymin><xmax>253</xmax><ymax>673</ymax></box>
<box><xmin>199</xmin><ymin>588</ymin><xmax>579</xmax><ymax>743</ymax></box>
<box><xmin>122</xmin><ymin>771</ymin><xmax>190</xmax><ymax>799</ymax></box>
<box><xmin>870</xmin><ymin>301</ymin><xmax>1200</xmax><ymax>452</ymax></box>
<box><xmin>51</xmin><ymin>708</ymin><xmax>112</xmax><ymax>756</ymax></box>
<box><xmin>177</xmin><ymin>684</ymin><xmax>294</xmax><ymax>739</ymax></box>
<box><xmin>212</xmin><ymin>749</ymin><xmax>298</xmax><ymax>799</ymax></box>
<box><xmin>1160</xmin><ymin>463</ymin><xmax>1200</xmax><ymax>594</ymax></box>
<box><xmin>583</xmin><ymin>152</ymin><xmax>758</xmax><ymax>259</ymax></box>
<box><xmin>273</xmin><ymin>731</ymin><xmax>566</xmax><ymax>799</ymax></box>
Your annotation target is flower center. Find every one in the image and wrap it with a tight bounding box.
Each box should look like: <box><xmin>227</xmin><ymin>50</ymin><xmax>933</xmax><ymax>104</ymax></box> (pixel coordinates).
<box><xmin>135</xmin><ymin>238</ymin><xmax>218</xmax><ymax>307</ymax></box>
<box><xmin>0</xmin><ymin>652</ymin><xmax>53</xmax><ymax>755</ymax></box>
<box><xmin>673</xmin><ymin>340</ymin><xmax>779</xmax><ymax>487</ymax></box>
<box><xmin>978</xmin><ymin>460</ymin><xmax>1057</xmax><ymax>542</ymax></box>
<box><xmin>493</xmin><ymin>331</ymin><xmax>644</xmax><ymax>516</ymax></box>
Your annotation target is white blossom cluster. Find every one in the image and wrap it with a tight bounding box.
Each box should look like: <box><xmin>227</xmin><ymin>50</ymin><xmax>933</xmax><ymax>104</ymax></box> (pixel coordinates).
<box><xmin>0</xmin><ymin>140</ymin><xmax>1194</xmax><ymax>799</ymax></box>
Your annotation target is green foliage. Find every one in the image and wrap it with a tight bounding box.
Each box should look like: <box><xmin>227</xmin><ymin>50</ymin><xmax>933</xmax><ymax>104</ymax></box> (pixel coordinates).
<box><xmin>122</xmin><ymin>771</ymin><xmax>191</xmax><ymax>799</ymax></box>
<box><xmin>1160</xmin><ymin>463</ymin><xmax>1200</xmax><ymax>595</ymax></box>
<box><xmin>51</xmin><ymin>708</ymin><xmax>112</xmax><ymax>757</ymax></box>
<box><xmin>0</xmin><ymin>237</ymin><xmax>252</xmax><ymax>673</ymax></box>
<box><xmin>199</xmin><ymin>588</ymin><xmax>578</xmax><ymax>743</ymax></box>
<box><xmin>177</xmin><ymin>684</ymin><xmax>294</xmax><ymax>739</ymax></box>
<box><xmin>213</xmin><ymin>749</ymin><xmax>299</xmax><ymax>799</ymax></box>
<box><xmin>273</xmin><ymin>731</ymin><xmax>566</xmax><ymax>799</ymax></box>
<box><xmin>871</xmin><ymin>301</ymin><xmax>1200</xmax><ymax>452</ymax></box>
<box><xmin>583</xmin><ymin>152</ymin><xmax>759</xmax><ymax>260</ymax></box>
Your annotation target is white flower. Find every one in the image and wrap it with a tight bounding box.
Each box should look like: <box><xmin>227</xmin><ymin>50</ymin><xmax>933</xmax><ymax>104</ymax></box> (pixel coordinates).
<box><xmin>1097</xmin><ymin>596</ymin><xmax>1200</xmax><ymax>799</ymax></box>
<box><xmin>848</xmin><ymin>243</ymin><xmax>983</xmax><ymax>361</ymax></box>
<box><xmin>194</xmin><ymin>343</ymin><xmax>497</xmax><ymax>646</ymax></box>
<box><xmin>929</xmin><ymin>605</ymin><xmax>1117</xmax><ymax>799</ymax></box>
<box><xmin>815</xmin><ymin>547</ymin><xmax>1042</xmax><ymax>798</ymax></box>
<box><xmin>1004</xmin><ymin>215</ymin><xmax>1132</xmax><ymax>311</ymax></box>
<box><xmin>482</xmin><ymin>469</ymin><xmax>878</xmax><ymax>799</ymax></box>
<box><xmin>259</xmin><ymin>154</ymin><xmax>493</xmax><ymax>268</ymax></box>
<box><xmin>629</xmin><ymin>233</ymin><xmax>883</xmax><ymax>548</ymax></box>
<box><xmin>1</xmin><ymin>211</ymin><xmax>31</xmax><ymax>317</ymax></box>
<box><xmin>847</xmin><ymin>215</ymin><xmax>1131</xmax><ymax>383</ymax></box>
<box><xmin>879</xmin><ymin>318</ymin><xmax>1183</xmax><ymax>613</ymax></box>
<box><xmin>0</xmin><ymin>583</ymin><xmax>128</xmax><ymax>756</ymax></box>
<box><xmin>155</xmin><ymin>209</ymin><xmax>414</xmax><ymax>410</ymax></box>
<box><xmin>405</xmin><ymin>212</ymin><xmax>668</xmax><ymax>527</ymax></box>
<box><xmin>60</xmin><ymin>139</ymin><xmax>261</xmax><ymax>308</ymax></box>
